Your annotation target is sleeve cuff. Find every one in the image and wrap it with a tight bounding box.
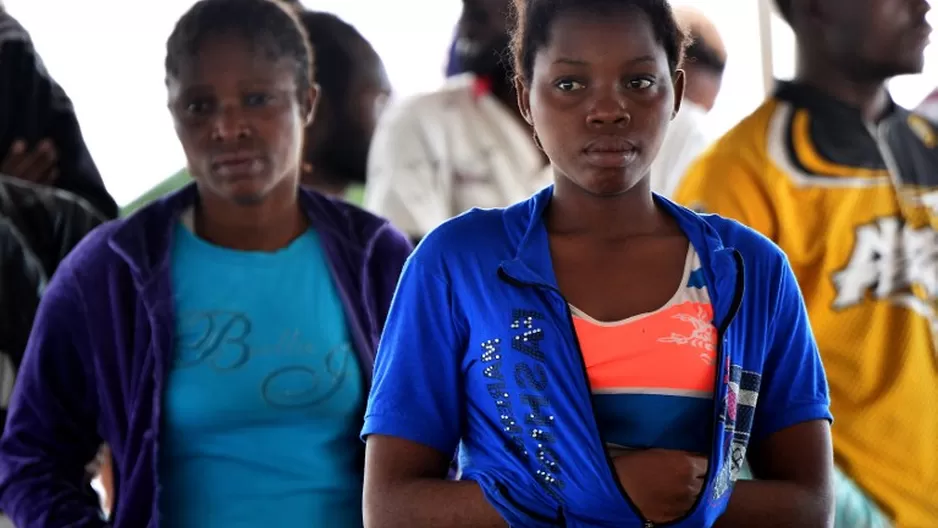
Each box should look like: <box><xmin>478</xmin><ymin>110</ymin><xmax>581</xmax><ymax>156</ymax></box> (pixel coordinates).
<box><xmin>753</xmin><ymin>401</ymin><xmax>832</xmax><ymax>443</ymax></box>
<box><xmin>361</xmin><ymin>412</ymin><xmax>457</xmax><ymax>456</ymax></box>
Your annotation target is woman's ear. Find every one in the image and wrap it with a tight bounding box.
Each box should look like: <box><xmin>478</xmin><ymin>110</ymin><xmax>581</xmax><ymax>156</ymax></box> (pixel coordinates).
<box><xmin>515</xmin><ymin>76</ymin><xmax>534</xmax><ymax>126</ymax></box>
<box><xmin>671</xmin><ymin>69</ymin><xmax>686</xmax><ymax>119</ymax></box>
<box><xmin>303</xmin><ymin>83</ymin><xmax>320</xmax><ymax>125</ymax></box>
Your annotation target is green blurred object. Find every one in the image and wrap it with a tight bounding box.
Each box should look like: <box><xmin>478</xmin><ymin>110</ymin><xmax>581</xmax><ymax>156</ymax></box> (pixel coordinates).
<box><xmin>120</xmin><ymin>169</ymin><xmax>366</xmax><ymax>217</ymax></box>
<box><xmin>120</xmin><ymin>169</ymin><xmax>192</xmax><ymax>216</ymax></box>
<box><xmin>345</xmin><ymin>184</ymin><xmax>364</xmax><ymax>206</ymax></box>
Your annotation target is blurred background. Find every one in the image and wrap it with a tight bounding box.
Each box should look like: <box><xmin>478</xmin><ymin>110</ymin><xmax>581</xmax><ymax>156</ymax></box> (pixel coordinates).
<box><xmin>5</xmin><ymin>0</ymin><xmax>935</xmax><ymax>206</ymax></box>
<box><xmin>0</xmin><ymin>0</ymin><xmax>936</xmax><ymax>526</ymax></box>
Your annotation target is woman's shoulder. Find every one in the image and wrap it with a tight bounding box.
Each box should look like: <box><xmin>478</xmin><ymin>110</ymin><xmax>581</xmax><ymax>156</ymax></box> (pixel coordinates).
<box><xmin>302</xmin><ymin>189</ymin><xmax>411</xmax><ymax>257</ymax></box>
<box><xmin>52</xmin><ymin>218</ymin><xmax>133</xmax><ymax>285</ymax></box>
<box><xmin>697</xmin><ymin>212</ymin><xmax>790</xmax><ymax>272</ymax></box>
<box><xmin>409</xmin><ymin>206</ymin><xmax>517</xmax><ymax>276</ymax></box>
<box><xmin>23</xmin><ymin>218</ymin><xmax>132</xmax><ymax>319</ymax></box>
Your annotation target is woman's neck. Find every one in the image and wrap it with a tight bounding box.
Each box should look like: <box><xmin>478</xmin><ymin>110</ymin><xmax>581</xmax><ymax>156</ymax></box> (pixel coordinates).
<box><xmin>546</xmin><ymin>176</ymin><xmax>665</xmax><ymax>239</ymax></box>
<box><xmin>195</xmin><ymin>184</ymin><xmax>308</xmax><ymax>251</ymax></box>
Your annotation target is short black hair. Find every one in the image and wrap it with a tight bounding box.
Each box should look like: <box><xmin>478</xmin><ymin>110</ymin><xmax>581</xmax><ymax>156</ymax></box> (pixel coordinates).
<box><xmin>510</xmin><ymin>0</ymin><xmax>688</xmax><ymax>84</ymax></box>
<box><xmin>299</xmin><ymin>11</ymin><xmax>380</xmax><ymax>105</ymax></box>
<box><xmin>684</xmin><ymin>38</ymin><xmax>726</xmax><ymax>75</ymax></box>
<box><xmin>774</xmin><ymin>0</ymin><xmax>792</xmax><ymax>23</ymax></box>
<box><xmin>165</xmin><ymin>0</ymin><xmax>313</xmax><ymax>94</ymax></box>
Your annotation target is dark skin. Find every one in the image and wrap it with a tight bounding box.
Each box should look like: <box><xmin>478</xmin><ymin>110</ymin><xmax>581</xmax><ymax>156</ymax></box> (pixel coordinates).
<box><xmin>84</xmin><ymin>38</ymin><xmax>320</xmax><ymax>509</ymax></box>
<box><xmin>167</xmin><ymin>34</ymin><xmax>317</xmax><ymax>251</ymax></box>
<box><xmin>525</xmin><ymin>10</ymin><xmax>704</xmax><ymax>524</ymax></box>
<box><xmin>366</xmin><ymin>8</ymin><xmax>833</xmax><ymax>528</ymax></box>
<box><xmin>363</xmin><ymin>438</ymin><xmax>506</xmax><ymax>528</ymax></box>
<box><xmin>527</xmin><ymin>11</ymin><xmax>688</xmax><ymax>323</ymax></box>
<box><xmin>529</xmin><ymin>12</ymin><xmax>833</xmax><ymax>525</ymax></box>
<box><xmin>0</xmin><ymin>139</ymin><xmax>58</xmax><ymax>184</ymax></box>
<box><xmin>302</xmin><ymin>38</ymin><xmax>390</xmax><ymax>196</ymax></box>
<box><xmin>790</xmin><ymin>0</ymin><xmax>930</xmax><ymax>122</ymax></box>
<box><xmin>714</xmin><ymin>423</ymin><xmax>834</xmax><ymax>527</ymax></box>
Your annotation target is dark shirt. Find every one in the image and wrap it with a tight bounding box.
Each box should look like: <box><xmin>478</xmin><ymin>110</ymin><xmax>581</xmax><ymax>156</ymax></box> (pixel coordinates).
<box><xmin>0</xmin><ymin>10</ymin><xmax>118</xmax><ymax>218</ymax></box>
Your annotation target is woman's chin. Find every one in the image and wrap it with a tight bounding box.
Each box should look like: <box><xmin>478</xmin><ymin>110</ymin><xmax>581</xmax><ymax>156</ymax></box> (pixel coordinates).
<box><xmin>574</xmin><ymin>169</ymin><xmax>645</xmax><ymax>198</ymax></box>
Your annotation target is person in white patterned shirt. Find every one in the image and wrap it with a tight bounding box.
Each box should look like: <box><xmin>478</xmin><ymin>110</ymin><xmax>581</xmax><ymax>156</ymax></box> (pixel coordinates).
<box><xmin>364</xmin><ymin>0</ymin><xmax>551</xmax><ymax>242</ymax></box>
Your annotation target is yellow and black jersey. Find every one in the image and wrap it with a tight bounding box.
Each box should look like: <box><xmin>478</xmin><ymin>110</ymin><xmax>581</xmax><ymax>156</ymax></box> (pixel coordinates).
<box><xmin>675</xmin><ymin>81</ymin><xmax>937</xmax><ymax>527</ymax></box>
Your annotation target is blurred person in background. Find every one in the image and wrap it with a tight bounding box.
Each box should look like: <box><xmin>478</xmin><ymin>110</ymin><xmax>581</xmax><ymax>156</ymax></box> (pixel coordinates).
<box><xmin>0</xmin><ymin>1</ymin><xmax>117</xmax><ymax>219</ymax></box>
<box><xmin>364</xmin><ymin>0</ymin><xmax>550</xmax><ymax>243</ymax></box>
<box><xmin>916</xmin><ymin>86</ymin><xmax>938</xmax><ymax>121</ymax></box>
<box><xmin>675</xmin><ymin>0</ymin><xmax>936</xmax><ymax>525</ymax></box>
<box><xmin>0</xmin><ymin>175</ymin><xmax>103</xmax><ymax>528</ymax></box>
<box><xmin>0</xmin><ymin>0</ymin><xmax>411</xmax><ymax>526</ymax></box>
<box><xmin>120</xmin><ymin>7</ymin><xmax>389</xmax><ymax>213</ymax></box>
<box><xmin>650</xmin><ymin>5</ymin><xmax>725</xmax><ymax>197</ymax></box>
<box><xmin>442</xmin><ymin>4</ymin><xmax>723</xmax><ymax>201</ymax></box>
<box><xmin>1</xmin><ymin>2</ymin><xmax>115</xmax><ymax>521</ymax></box>
<box><xmin>298</xmin><ymin>11</ymin><xmax>391</xmax><ymax>205</ymax></box>
<box><xmin>0</xmin><ymin>177</ymin><xmax>103</xmax><ymax>408</ymax></box>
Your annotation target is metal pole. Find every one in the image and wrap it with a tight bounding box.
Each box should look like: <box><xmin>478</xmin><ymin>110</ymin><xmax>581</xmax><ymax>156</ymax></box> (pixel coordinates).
<box><xmin>757</xmin><ymin>0</ymin><xmax>776</xmax><ymax>97</ymax></box>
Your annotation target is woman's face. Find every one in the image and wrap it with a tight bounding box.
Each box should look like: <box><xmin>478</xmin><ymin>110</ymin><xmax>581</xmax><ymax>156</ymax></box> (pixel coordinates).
<box><xmin>518</xmin><ymin>9</ymin><xmax>683</xmax><ymax>197</ymax></box>
<box><xmin>167</xmin><ymin>34</ymin><xmax>316</xmax><ymax>206</ymax></box>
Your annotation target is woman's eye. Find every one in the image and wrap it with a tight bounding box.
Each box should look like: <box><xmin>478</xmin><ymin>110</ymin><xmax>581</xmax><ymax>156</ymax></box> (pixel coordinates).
<box><xmin>245</xmin><ymin>93</ymin><xmax>273</xmax><ymax>106</ymax></box>
<box><xmin>555</xmin><ymin>79</ymin><xmax>585</xmax><ymax>92</ymax></box>
<box><xmin>185</xmin><ymin>99</ymin><xmax>213</xmax><ymax>115</ymax></box>
<box><xmin>628</xmin><ymin>78</ymin><xmax>654</xmax><ymax>90</ymax></box>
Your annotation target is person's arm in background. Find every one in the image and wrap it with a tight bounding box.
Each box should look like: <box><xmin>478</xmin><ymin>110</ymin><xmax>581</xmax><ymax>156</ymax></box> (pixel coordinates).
<box><xmin>658</xmin><ymin>117</ymin><xmax>714</xmax><ymax>198</ymax></box>
<box><xmin>0</xmin><ymin>20</ymin><xmax>118</xmax><ymax>219</ymax></box>
<box><xmin>363</xmin><ymin>99</ymin><xmax>452</xmax><ymax>242</ymax></box>
<box><xmin>0</xmin><ymin>217</ymin><xmax>46</xmax><ymax>418</ymax></box>
<box><xmin>0</xmin><ymin>264</ymin><xmax>107</xmax><ymax>527</ymax></box>
<box><xmin>672</xmin><ymin>151</ymin><xmax>778</xmax><ymax>241</ymax></box>
<box><xmin>676</xmin><ymin>141</ymin><xmax>892</xmax><ymax>527</ymax></box>
<box><xmin>715</xmin><ymin>251</ymin><xmax>835</xmax><ymax>527</ymax></box>
<box><xmin>361</xmin><ymin>248</ymin><xmax>507</xmax><ymax>528</ymax></box>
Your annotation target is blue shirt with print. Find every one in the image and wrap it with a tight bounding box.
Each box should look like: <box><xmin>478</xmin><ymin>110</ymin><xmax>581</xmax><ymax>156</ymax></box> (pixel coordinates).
<box><xmin>161</xmin><ymin>223</ymin><xmax>364</xmax><ymax>527</ymax></box>
<box><xmin>362</xmin><ymin>187</ymin><xmax>831</xmax><ymax>528</ymax></box>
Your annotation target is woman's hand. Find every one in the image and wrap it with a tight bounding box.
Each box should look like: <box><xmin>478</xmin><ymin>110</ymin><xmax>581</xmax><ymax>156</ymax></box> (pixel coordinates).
<box><xmin>612</xmin><ymin>449</ymin><xmax>708</xmax><ymax>523</ymax></box>
<box><xmin>1</xmin><ymin>139</ymin><xmax>59</xmax><ymax>185</ymax></box>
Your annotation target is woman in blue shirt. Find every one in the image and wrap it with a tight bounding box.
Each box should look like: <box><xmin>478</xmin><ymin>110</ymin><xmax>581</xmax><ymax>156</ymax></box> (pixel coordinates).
<box><xmin>362</xmin><ymin>0</ymin><xmax>834</xmax><ymax>527</ymax></box>
<box><xmin>0</xmin><ymin>0</ymin><xmax>410</xmax><ymax>526</ymax></box>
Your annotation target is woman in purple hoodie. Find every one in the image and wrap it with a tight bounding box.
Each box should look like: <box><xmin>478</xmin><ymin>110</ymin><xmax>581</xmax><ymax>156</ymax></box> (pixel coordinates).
<box><xmin>0</xmin><ymin>0</ymin><xmax>411</xmax><ymax>526</ymax></box>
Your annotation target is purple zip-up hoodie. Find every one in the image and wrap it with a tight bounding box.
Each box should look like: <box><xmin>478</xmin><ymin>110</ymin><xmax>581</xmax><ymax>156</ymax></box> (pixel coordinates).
<box><xmin>0</xmin><ymin>184</ymin><xmax>412</xmax><ymax>528</ymax></box>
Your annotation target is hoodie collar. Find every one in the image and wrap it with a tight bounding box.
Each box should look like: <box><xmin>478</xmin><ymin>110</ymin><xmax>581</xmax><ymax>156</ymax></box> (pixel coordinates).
<box><xmin>108</xmin><ymin>183</ymin><xmax>352</xmax><ymax>289</ymax></box>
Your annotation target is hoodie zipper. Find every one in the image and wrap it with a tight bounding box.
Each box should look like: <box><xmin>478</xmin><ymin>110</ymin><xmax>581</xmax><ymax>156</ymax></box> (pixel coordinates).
<box><xmin>499</xmin><ymin>250</ymin><xmax>746</xmax><ymax>527</ymax></box>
